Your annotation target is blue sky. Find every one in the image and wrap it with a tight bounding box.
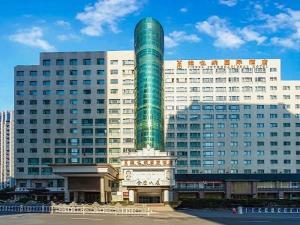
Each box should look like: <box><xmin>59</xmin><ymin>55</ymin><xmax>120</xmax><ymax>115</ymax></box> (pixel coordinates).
<box><xmin>1</xmin><ymin>0</ymin><xmax>300</xmax><ymax>111</ymax></box>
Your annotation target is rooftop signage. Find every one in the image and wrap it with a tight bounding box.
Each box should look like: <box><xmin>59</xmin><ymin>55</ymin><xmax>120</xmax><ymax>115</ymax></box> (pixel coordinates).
<box><xmin>176</xmin><ymin>59</ymin><xmax>269</xmax><ymax>69</ymax></box>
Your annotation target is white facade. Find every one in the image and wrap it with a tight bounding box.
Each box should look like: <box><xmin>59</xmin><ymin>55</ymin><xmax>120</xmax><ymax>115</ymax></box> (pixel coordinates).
<box><xmin>14</xmin><ymin>52</ymin><xmax>300</xmax><ymax>190</ymax></box>
<box><xmin>164</xmin><ymin>59</ymin><xmax>300</xmax><ymax>174</ymax></box>
<box><xmin>106</xmin><ymin>51</ymin><xmax>135</xmax><ymax>165</ymax></box>
<box><xmin>0</xmin><ymin>111</ymin><xmax>14</xmax><ymax>189</ymax></box>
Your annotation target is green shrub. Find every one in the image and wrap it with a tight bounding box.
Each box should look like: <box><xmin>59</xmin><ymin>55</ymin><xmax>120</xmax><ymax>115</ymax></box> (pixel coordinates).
<box><xmin>177</xmin><ymin>198</ymin><xmax>300</xmax><ymax>209</ymax></box>
<box><xmin>17</xmin><ymin>197</ymin><xmax>33</xmax><ymax>204</ymax></box>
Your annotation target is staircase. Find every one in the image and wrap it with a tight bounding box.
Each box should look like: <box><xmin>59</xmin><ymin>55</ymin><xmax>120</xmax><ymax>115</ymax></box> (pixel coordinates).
<box><xmin>134</xmin><ymin>203</ymin><xmax>174</xmax><ymax>212</ymax></box>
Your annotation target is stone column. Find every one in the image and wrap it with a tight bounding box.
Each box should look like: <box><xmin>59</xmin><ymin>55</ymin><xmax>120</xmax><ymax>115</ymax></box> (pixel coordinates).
<box><xmin>198</xmin><ymin>191</ymin><xmax>205</xmax><ymax>199</ymax></box>
<box><xmin>74</xmin><ymin>191</ymin><xmax>78</xmax><ymax>203</ymax></box>
<box><xmin>225</xmin><ymin>181</ymin><xmax>232</xmax><ymax>199</ymax></box>
<box><xmin>79</xmin><ymin>192</ymin><xmax>85</xmax><ymax>203</ymax></box>
<box><xmin>100</xmin><ymin>177</ymin><xmax>105</xmax><ymax>203</ymax></box>
<box><xmin>278</xmin><ymin>191</ymin><xmax>284</xmax><ymax>199</ymax></box>
<box><xmin>129</xmin><ymin>190</ymin><xmax>135</xmax><ymax>202</ymax></box>
<box><xmin>163</xmin><ymin>189</ymin><xmax>169</xmax><ymax>202</ymax></box>
<box><xmin>173</xmin><ymin>191</ymin><xmax>179</xmax><ymax>201</ymax></box>
<box><xmin>252</xmin><ymin>181</ymin><xmax>258</xmax><ymax>199</ymax></box>
<box><xmin>52</xmin><ymin>179</ymin><xmax>58</xmax><ymax>189</ymax></box>
<box><xmin>26</xmin><ymin>179</ymin><xmax>31</xmax><ymax>188</ymax></box>
<box><xmin>169</xmin><ymin>190</ymin><xmax>174</xmax><ymax>202</ymax></box>
<box><xmin>64</xmin><ymin>177</ymin><xmax>70</xmax><ymax>202</ymax></box>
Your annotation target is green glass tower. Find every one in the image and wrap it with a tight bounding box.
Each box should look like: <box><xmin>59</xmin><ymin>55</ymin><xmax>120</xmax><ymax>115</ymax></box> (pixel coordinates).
<box><xmin>134</xmin><ymin>17</ymin><xmax>164</xmax><ymax>150</ymax></box>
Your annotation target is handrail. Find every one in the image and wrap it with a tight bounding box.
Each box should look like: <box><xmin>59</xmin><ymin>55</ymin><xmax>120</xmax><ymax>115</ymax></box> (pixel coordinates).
<box><xmin>50</xmin><ymin>203</ymin><xmax>151</xmax><ymax>216</ymax></box>
<box><xmin>0</xmin><ymin>203</ymin><xmax>152</xmax><ymax>216</ymax></box>
<box><xmin>238</xmin><ymin>206</ymin><xmax>300</xmax><ymax>214</ymax></box>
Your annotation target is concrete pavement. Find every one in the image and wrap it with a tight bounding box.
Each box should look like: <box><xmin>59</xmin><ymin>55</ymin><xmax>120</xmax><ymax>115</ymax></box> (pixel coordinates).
<box><xmin>1</xmin><ymin>209</ymin><xmax>300</xmax><ymax>225</ymax></box>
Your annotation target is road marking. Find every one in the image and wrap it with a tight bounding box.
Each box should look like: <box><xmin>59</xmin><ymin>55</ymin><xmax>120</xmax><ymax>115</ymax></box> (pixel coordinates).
<box><xmin>0</xmin><ymin>214</ymin><xmax>24</xmax><ymax>218</ymax></box>
<box><xmin>71</xmin><ymin>217</ymin><xmax>104</xmax><ymax>221</ymax></box>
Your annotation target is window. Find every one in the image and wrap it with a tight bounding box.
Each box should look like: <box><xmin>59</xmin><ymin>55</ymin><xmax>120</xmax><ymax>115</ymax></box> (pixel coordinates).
<box><xmin>43</xmin><ymin>59</ymin><xmax>50</xmax><ymax>66</ymax></box>
<box><xmin>70</xmin><ymin>90</ymin><xmax>78</xmax><ymax>95</ymax></box>
<box><xmin>203</xmin><ymin>160</ymin><xmax>214</xmax><ymax>166</ymax></box>
<box><xmin>70</xmin><ymin>70</ymin><xmax>78</xmax><ymax>76</ymax></box>
<box><xmin>110</xmin><ymin>79</ymin><xmax>118</xmax><ymax>84</ymax></box>
<box><xmin>56</xmin><ymin>70</ymin><xmax>64</xmax><ymax>76</ymax></box>
<box><xmin>30</xmin><ymin>100</ymin><xmax>37</xmax><ymax>105</ymax></box>
<box><xmin>28</xmin><ymin>167</ymin><xmax>39</xmax><ymax>175</ymax></box>
<box><xmin>41</xmin><ymin>158</ymin><xmax>53</xmax><ymax>165</ymax></box>
<box><xmin>55</xmin><ymin>158</ymin><xmax>66</xmax><ymax>164</ymax></box>
<box><xmin>28</xmin><ymin>158</ymin><xmax>39</xmax><ymax>165</ymax></box>
<box><xmin>83</xmin><ymin>59</ymin><xmax>91</xmax><ymax>65</ymax></box>
<box><xmin>110</xmin><ymin>60</ymin><xmax>118</xmax><ymax>65</ymax></box>
<box><xmin>97</xmin><ymin>58</ymin><xmax>105</xmax><ymax>65</ymax></box>
<box><xmin>56</xmin><ymin>59</ymin><xmax>64</xmax><ymax>66</ymax></box>
<box><xmin>16</xmin><ymin>71</ymin><xmax>24</xmax><ymax>76</ymax></box>
<box><xmin>30</xmin><ymin>71</ymin><xmax>37</xmax><ymax>76</ymax></box>
<box><xmin>30</xmin><ymin>90</ymin><xmax>37</xmax><ymax>96</ymax></box>
<box><xmin>97</xmin><ymin>70</ymin><xmax>105</xmax><ymax>75</ymax></box>
<box><xmin>257</xmin><ymin>160</ymin><xmax>264</xmax><ymax>164</ymax></box>
<box><xmin>16</xmin><ymin>81</ymin><xmax>24</xmax><ymax>86</ymax></box>
<box><xmin>190</xmin><ymin>160</ymin><xmax>201</xmax><ymax>166</ymax></box>
<box><xmin>97</xmin><ymin>79</ymin><xmax>105</xmax><ymax>85</ymax></box>
<box><xmin>83</xmin><ymin>80</ymin><xmax>91</xmax><ymax>85</ymax></box>
<box><xmin>83</xmin><ymin>89</ymin><xmax>91</xmax><ymax>94</ymax></box>
<box><xmin>70</xmin><ymin>59</ymin><xmax>77</xmax><ymax>65</ymax></box>
<box><xmin>271</xmin><ymin>160</ymin><xmax>278</xmax><ymax>164</ymax></box>
<box><xmin>83</xmin><ymin>70</ymin><xmax>91</xmax><ymax>76</ymax></box>
<box><xmin>56</xmin><ymin>80</ymin><xmax>64</xmax><ymax>85</ymax></box>
<box><xmin>56</xmin><ymin>90</ymin><xmax>64</xmax><ymax>95</ymax></box>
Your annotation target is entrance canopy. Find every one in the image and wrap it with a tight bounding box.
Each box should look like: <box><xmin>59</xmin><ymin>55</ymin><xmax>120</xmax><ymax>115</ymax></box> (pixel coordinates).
<box><xmin>120</xmin><ymin>147</ymin><xmax>176</xmax><ymax>203</ymax></box>
<box><xmin>51</xmin><ymin>164</ymin><xmax>118</xmax><ymax>179</ymax></box>
<box><xmin>51</xmin><ymin>164</ymin><xmax>118</xmax><ymax>203</ymax></box>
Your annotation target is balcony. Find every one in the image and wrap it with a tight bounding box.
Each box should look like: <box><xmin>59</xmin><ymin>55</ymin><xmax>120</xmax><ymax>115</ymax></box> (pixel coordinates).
<box><xmin>175</xmin><ymin>183</ymin><xmax>225</xmax><ymax>192</ymax></box>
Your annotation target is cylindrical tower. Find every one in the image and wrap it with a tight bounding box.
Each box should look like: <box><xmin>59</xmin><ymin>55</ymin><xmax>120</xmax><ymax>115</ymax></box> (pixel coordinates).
<box><xmin>134</xmin><ymin>17</ymin><xmax>164</xmax><ymax>150</ymax></box>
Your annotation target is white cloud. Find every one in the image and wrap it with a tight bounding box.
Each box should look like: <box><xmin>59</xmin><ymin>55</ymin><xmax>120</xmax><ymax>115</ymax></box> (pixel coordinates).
<box><xmin>271</xmin><ymin>37</ymin><xmax>299</xmax><ymax>49</ymax></box>
<box><xmin>164</xmin><ymin>31</ymin><xmax>200</xmax><ymax>48</ymax></box>
<box><xmin>180</xmin><ymin>7</ymin><xmax>188</xmax><ymax>13</ymax></box>
<box><xmin>196</xmin><ymin>16</ymin><xmax>244</xmax><ymax>49</ymax></box>
<box><xmin>274</xmin><ymin>2</ymin><xmax>285</xmax><ymax>10</ymax></box>
<box><xmin>57</xmin><ymin>34</ymin><xmax>80</xmax><ymax>41</ymax></box>
<box><xmin>253</xmin><ymin>5</ymin><xmax>300</xmax><ymax>50</ymax></box>
<box><xmin>9</xmin><ymin>27</ymin><xmax>55</xmax><ymax>51</ymax></box>
<box><xmin>219</xmin><ymin>0</ymin><xmax>237</xmax><ymax>7</ymax></box>
<box><xmin>240</xmin><ymin>27</ymin><xmax>266</xmax><ymax>44</ymax></box>
<box><xmin>55</xmin><ymin>20</ymin><xmax>71</xmax><ymax>28</ymax></box>
<box><xmin>194</xmin><ymin>4</ymin><xmax>300</xmax><ymax>50</ymax></box>
<box><xmin>76</xmin><ymin>0</ymin><xmax>143</xmax><ymax>36</ymax></box>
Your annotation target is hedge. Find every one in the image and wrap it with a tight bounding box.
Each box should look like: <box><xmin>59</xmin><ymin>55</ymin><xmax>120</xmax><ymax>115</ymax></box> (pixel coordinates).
<box><xmin>177</xmin><ymin>198</ymin><xmax>300</xmax><ymax>209</ymax></box>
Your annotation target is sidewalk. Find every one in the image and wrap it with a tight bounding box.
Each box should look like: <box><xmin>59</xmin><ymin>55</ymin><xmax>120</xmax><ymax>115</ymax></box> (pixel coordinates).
<box><xmin>176</xmin><ymin>208</ymin><xmax>300</xmax><ymax>219</ymax></box>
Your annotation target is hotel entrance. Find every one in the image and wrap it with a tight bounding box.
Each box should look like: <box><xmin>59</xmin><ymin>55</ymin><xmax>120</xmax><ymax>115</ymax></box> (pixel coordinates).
<box><xmin>137</xmin><ymin>190</ymin><xmax>162</xmax><ymax>203</ymax></box>
<box><xmin>120</xmin><ymin>147</ymin><xmax>176</xmax><ymax>204</ymax></box>
<box><xmin>131</xmin><ymin>188</ymin><xmax>172</xmax><ymax>203</ymax></box>
<box><xmin>51</xmin><ymin>164</ymin><xmax>118</xmax><ymax>203</ymax></box>
<box><xmin>138</xmin><ymin>195</ymin><xmax>160</xmax><ymax>203</ymax></box>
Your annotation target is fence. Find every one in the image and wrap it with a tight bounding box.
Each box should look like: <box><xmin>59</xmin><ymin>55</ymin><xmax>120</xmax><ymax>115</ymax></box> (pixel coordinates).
<box><xmin>0</xmin><ymin>205</ymin><xmax>51</xmax><ymax>213</ymax></box>
<box><xmin>0</xmin><ymin>203</ymin><xmax>152</xmax><ymax>216</ymax></box>
<box><xmin>51</xmin><ymin>203</ymin><xmax>152</xmax><ymax>216</ymax></box>
<box><xmin>238</xmin><ymin>206</ymin><xmax>300</xmax><ymax>214</ymax></box>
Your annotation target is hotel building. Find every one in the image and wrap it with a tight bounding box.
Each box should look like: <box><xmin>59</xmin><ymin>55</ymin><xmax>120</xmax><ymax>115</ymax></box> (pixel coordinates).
<box><xmin>0</xmin><ymin>111</ymin><xmax>14</xmax><ymax>189</ymax></box>
<box><xmin>14</xmin><ymin>18</ymin><xmax>300</xmax><ymax>202</ymax></box>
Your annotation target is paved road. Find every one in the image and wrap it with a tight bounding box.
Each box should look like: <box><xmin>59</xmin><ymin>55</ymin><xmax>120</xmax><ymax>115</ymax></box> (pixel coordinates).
<box><xmin>206</xmin><ymin>217</ymin><xmax>300</xmax><ymax>225</ymax></box>
<box><xmin>176</xmin><ymin>209</ymin><xmax>300</xmax><ymax>225</ymax></box>
<box><xmin>0</xmin><ymin>210</ymin><xmax>299</xmax><ymax>225</ymax></box>
<box><xmin>0</xmin><ymin>213</ymin><xmax>218</xmax><ymax>225</ymax></box>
